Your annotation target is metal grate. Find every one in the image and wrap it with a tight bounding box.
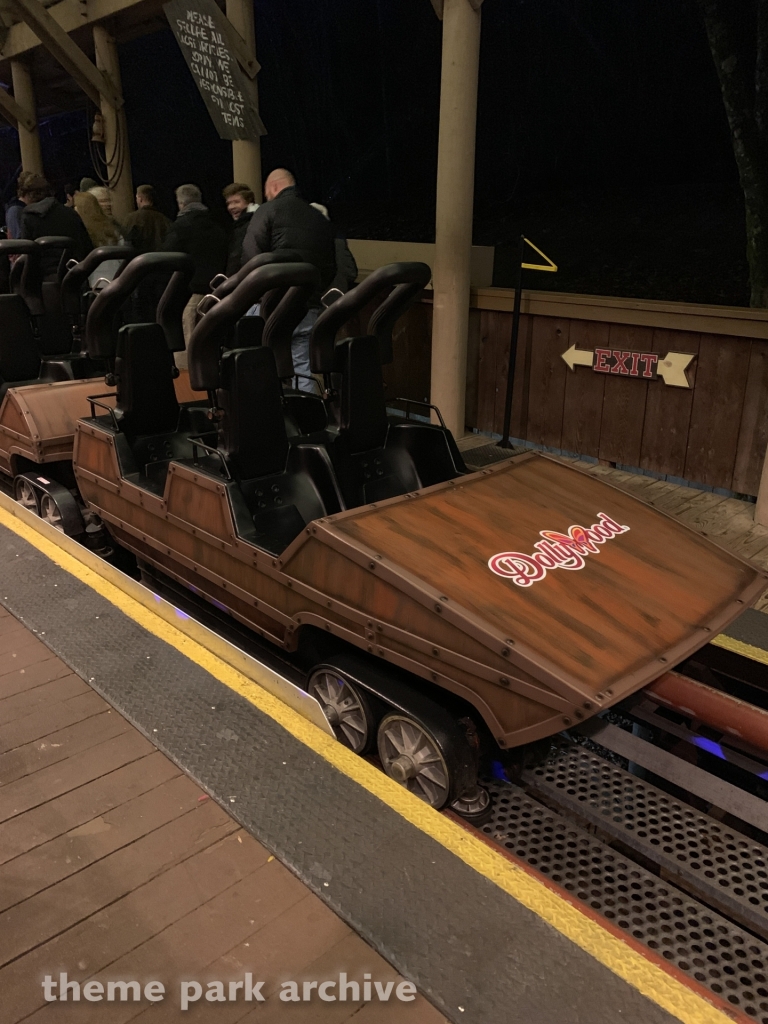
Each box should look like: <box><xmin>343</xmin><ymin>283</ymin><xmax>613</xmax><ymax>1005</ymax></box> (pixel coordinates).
<box><xmin>523</xmin><ymin>745</ymin><xmax>768</xmax><ymax>943</ymax></box>
<box><xmin>482</xmin><ymin>781</ymin><xmax>768</xmax><ymax>1021</ymax></box>
<box><xmin>461</xmin><ymin>443</ymin><xmax>527</xmax><ymax>468</ymax></box>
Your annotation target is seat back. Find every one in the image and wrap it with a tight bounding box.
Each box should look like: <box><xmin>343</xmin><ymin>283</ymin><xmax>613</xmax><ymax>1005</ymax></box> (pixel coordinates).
<box><xmin>115</xmin><ymin>323</ymin><xmax>179</xmax><ymax>437</ymax></box>
<box><xmin>334</xmin><ymin>336</ymin><xmax>388</xmax><ymax>453</ymax></box>
<box><xmin>86</xmin><ymin>251</ymin><xmax>195</xmax><ymax>361</ymax></box>
<box><xmin>310</xmin><ymin>262</ymin><xmax>431</xmax><ymax>374</ymax></box>
<box><xmin>0</xmin><ymin>294</ymin><xmax>41</xmax><ymax>382</ymax></box>
<box><xmin>232</xmin><ymin>316</ymin><xmax>263</xmax><ymax>349</ymax></box>
<box><xmin>218</xmin><ymin>345</ymin><xmax>288</xmax><ymax>480</ymax></box>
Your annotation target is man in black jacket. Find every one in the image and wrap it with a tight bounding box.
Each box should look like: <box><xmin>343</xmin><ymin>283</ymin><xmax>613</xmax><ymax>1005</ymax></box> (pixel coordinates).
<box><xmin>161</xmin><ymin>184</ymin><xmax>227</xmax><ymax>367</ymax></box>
<box><xmin>242</xmin><ymin>169</ymin><xmax>335</xmax><ymax>391</ymax></box>
<box><xmin>19</xmin><ymin>174</ymin><xmax>92</xmax><ymax>277</ymax></box>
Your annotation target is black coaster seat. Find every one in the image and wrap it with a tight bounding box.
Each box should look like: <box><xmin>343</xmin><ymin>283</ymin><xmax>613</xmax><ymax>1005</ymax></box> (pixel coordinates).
<box><xmin>211</xmin><ymin>344</ymin><xmax>342</xmax><ymax>554</ymax></box>
<box><xmin>206</xmin><ymin>253</ymin><xmax>331</xmax><ymax>439</ymax></box>
<box><xmin>0</xmin><ymin>240</ymin><xmax>137</xmax><ymax>390</ymax></box>
<box><xmin>83</xmin><ymin>251</ymin><xmax>214</xmax><ymax>495</ymax></box>
<box><xmin>308</xmin><ymin>262</ymin><xmax>467</xmax><ymax>509</ymax></box>
<box><xmin>184</xmin><ymin>260</ymin><xmax>342</xmax><ymax>555</ymax></box>
<box><xmin>0</xmin><ymin>241</ymin><xmax>71</xmax><ymax>397</ymax></box>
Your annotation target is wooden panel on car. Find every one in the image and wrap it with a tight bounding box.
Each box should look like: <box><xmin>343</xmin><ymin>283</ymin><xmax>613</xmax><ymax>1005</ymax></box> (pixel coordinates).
<box><xmin>329</xmin><ymin>455</ymin><xmax>761</xmax><ymax>693</ymax></box>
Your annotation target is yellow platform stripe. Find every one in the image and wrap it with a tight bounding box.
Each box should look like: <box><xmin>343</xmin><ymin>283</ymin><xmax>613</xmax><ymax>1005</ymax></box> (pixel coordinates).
<box><xmin>711</xmin><ymin>631</ymin><xmax>768</xmax><ymax>668</ymax></box>
<box><xmin>0</xmin><ymin>499</ymin><xmax>737</xmax><ymax>1024</ymax></box>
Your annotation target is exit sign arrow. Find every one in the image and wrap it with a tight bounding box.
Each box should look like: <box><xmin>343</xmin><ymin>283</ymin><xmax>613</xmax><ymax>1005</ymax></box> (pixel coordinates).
<box><xmin>561</xmin><ymin>345</ymin><xmax>695</xmax><ymax>388</ymax></box>
<box><xmin>561</xmin><ymin>345</ymin><xmax>596</xmax><ymax>371</ymax></box>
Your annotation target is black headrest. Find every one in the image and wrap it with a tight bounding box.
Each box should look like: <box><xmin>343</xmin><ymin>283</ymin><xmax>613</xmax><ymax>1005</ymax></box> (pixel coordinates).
<box><xmin>60</xmin><ymin>246</ymin><xmax>137</xmax><ymax>316</ymax></box>
<box><xmin>0</xmin><ymin>239</ymin><xmax>38</xmax><ymax>257</ymax></box>
<box><xmin>85</xmin><ymin>251</ymin><xmax>195</xmax><ymax>359</ymax></box>
<box><xmin>0</xmin><ymin>240</ymin><xmax>40</xmax><ymax>310</ymax></box>
<box><xmin>35</xmin><ymin>235</ymin><xmax>75</xmax><ymax>282</ymax></box>
<box><xmin>310</xmin><ymin>262</ymin><xmax>431</xmax><ymax>372</ymax></box>
<box><xmin>156</xmin><ymin>270</ymin><xmax>193</xmax><ymax>352</ymax></box>
<box><xmin>187</xmin><ymin>261</ymin><xmax>320</xmax><ymax>391</ymax></box>
<box><xmin>211</xmin><ymin>251</ymin><xmax>301</xmax><ymax>301</ymax></box>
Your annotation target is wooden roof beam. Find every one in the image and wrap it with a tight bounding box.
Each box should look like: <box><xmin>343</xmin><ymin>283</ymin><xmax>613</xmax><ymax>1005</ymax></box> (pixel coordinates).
<box><xmin>0</xmin><ymin>84</ymin><xmax>36</xmax><ymax>131</ymax></box>
<box><xmin>6</xmin><ymin>0</ymin><xmax>123</xmax><ymax>107</ymax></box>
<box><xmin>1</xmin><ymin>0</ymin><xmax>138</xmax><ymax>62</ymax></box>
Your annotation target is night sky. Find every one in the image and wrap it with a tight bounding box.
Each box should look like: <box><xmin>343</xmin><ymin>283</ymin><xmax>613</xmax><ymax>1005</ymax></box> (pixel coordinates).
<box><xmin>0</xmin><ymin>0</ymin><xmax>749</xmax><ymax>303</ymax></box>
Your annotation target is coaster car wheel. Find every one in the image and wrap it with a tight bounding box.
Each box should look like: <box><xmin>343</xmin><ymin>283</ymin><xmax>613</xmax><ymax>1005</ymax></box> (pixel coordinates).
<box><xmin>308</xmin><ymin>668</ymin><xmax>376</xmax><ymax>754</ymax></box>
<box><xmin>13</xmin><ymin>473</ymin><xmax>84</xmax><ymax>536</ymax></box>
<box><xmin>377</xmin><ymin>713</ymin><xmax>451</xmax><ymax>808</ymax></box>
<box><xmin>14</xmin><ymin>476</ymin><xmax>39</xmax><ymax>514</ymax></box>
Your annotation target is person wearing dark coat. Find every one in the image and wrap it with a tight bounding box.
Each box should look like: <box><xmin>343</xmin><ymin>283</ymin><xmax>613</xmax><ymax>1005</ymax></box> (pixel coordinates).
<box><xmin>18</xmin><ymin>173</ymin><xmax>92</xmax><ymax>277</ymax></box>
<box><xmin>241</xmin><ymin>169</ymin><xmax>336</xmax><ymax>391</ymax></box>
<box><xmin>123</xmin><ymin>185</ymin><xmax>172</xmax><ymax>324</ymax></box>
<box><xmin>123</xmin><ymin>184</ymin><xmax>171</xmax><ymax>254</ymax></box>
<box><xmin>161</xmin><ymin>183</ymin><xmax>227</xmax><ymax>367</ymax></box>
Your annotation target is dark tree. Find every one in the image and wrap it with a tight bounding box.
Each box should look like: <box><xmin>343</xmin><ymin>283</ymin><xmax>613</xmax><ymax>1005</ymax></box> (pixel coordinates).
<box><xmin>697</xmin><ymin>0</ymin><xmax>768</xmax><ymax>306</ymax></box>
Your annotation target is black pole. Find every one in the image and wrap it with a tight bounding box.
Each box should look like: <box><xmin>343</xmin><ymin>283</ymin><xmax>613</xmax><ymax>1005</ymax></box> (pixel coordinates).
<box><xmin>498</xmin><ymin>233</ymin><xmax>525</xmax><ymax>449</ymax></box>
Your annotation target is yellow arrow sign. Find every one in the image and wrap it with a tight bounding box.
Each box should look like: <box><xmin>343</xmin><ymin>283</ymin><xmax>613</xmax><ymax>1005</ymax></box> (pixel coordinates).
<box><xmin>561</xmin><ymin>344</ymin><xmax>594</xmax><ymax>371</ymax></box>
<box><xmin>561</xmin><ymin>345</ymin><xmax>695</xmax><ymax>388</ymax></box>
<box><xmin>521</xmin><ymin>237</ymin><xmax>558</xmax><ymax>272</ymax></box>
<box><xmin>657</xmin><ymin>352</ymin><xmax>695</xmax><ymax>388</ymax></box>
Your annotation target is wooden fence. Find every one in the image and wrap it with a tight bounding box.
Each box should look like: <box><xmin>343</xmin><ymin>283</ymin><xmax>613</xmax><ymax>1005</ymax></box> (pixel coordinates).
<box><xmin>379</xmin><ymin>289</ymin><xmax>768</xmax><ymax>496</ymax></box>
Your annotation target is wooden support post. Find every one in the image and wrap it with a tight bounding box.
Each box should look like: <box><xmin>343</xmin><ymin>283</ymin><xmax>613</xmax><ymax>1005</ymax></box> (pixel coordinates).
<box><xmin>9</xmin><ymin>60</ymin><xmax>42</xmax><ymax>173</ymax></box>
<box><xmin>429</xmin><ymin>0</ymin><xmax>482</xmax><ymax>438</ymax></box>
<box><xmin>226</xmin><ymin>0</ymin><xmax>261</xmax><ymax>194</ymax></box>
<box><xmin>8</xmin><ymin>0</ymin><xmax>122</xmax><ymax>108</ymax></box>
<box><xmin>92</xmin><ymin>24</ymin><xmax>134</xmax><ymax>224</ymax></box>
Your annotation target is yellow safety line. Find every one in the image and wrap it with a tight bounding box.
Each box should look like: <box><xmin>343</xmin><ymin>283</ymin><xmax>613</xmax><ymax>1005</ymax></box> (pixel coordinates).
<box><xmin>711</xmin><ymin>631</ymin><xmax>768</xmax><ymax>668</ymax></box>
<box><xmin>0</xmin><ymin>502</ymin><xmax>736</xmax><ymax>1024</ymax></box>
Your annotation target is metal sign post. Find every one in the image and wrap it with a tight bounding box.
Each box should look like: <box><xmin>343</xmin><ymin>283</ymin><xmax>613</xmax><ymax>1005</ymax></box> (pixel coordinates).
<box><xmin>497</xmin><ymin>235</ymin><xmax>557</xmax><ymax>449</ymax></box>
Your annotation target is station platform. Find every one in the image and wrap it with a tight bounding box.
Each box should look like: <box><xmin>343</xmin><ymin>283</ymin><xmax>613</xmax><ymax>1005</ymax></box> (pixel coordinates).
<box><xmin>0</xmin><ymin>463</ymin><xmax>764</xmax><ymax>1024</ymax></box>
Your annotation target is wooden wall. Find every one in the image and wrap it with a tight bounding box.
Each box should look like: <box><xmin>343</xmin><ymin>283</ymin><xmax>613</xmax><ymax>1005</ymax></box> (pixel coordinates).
<box><xmin>380</xmin><ymin>297</ymin><xmax>768</xmax><ymax>496</ymax></box>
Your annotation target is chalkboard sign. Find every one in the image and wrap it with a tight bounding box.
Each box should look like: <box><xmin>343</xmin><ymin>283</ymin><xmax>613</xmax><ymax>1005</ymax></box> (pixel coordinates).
<box><xmin>163</xmin><ymin>0</ymin><xmax>265</xmax><ymax>142</ymax></box>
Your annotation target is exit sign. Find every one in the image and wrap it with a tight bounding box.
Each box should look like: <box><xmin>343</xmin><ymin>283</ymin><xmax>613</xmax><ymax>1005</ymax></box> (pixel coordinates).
<box><xmin>561</xmin><ymin>345</ymin><xmax>695</xmax><ymax>388</ymax></box>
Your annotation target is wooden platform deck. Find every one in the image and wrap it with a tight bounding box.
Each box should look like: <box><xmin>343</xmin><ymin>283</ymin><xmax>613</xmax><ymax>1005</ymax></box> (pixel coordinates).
<box><xmin>459</xmin><ymin>436</ymin><xmax>768</xmax><ymax>612</ymax></box>
<box><xmin>0</xmin><ymin>608</ymin><xmax>446</xmax><ymax>1024</ymax></box>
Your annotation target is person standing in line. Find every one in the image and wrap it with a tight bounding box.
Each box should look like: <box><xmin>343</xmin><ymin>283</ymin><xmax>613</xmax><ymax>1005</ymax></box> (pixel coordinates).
<box><xmin>19</xmin><ymin>173</ymin><xmax>92</xmax><ymax>276</ymax></box>
<box><xmin>73</xmin><ymin>191</ymin><xmax>124</xmax><ymax>287</ymax></box>
<box><xmin>161</xmin><ymin>183</ymin><xmax>227</xmax><ymax>367</ymax></box>
<box><xmin>223</xmin><ymin>183</ymin><xmax>258</xmax><ymax>276</ymax></box>
<box><xmin>123</xmin><ymin>185</ymin><xmax>172</xmax><ymax>254</ymax></box>
<box><xmin>310</xmin><ymin>203</ymin><xmax>358</xmax><ymax>298</ymax></box>
<box><xmin>122</xmin><ymin>185</ymin><xmax>173</xmax><ymax>323</ymax></box>
<box><xmin>241</xmin><ymin>169</ymin><xmax>335</xmax><ymax>391</ymax></box>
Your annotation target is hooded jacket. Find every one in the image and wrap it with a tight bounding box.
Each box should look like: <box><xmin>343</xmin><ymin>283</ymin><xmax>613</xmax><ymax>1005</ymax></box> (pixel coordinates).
<box><xmin>20</xmin><ymin>197</ymin><xmax>92</xmax><ymax>276</ymax></box>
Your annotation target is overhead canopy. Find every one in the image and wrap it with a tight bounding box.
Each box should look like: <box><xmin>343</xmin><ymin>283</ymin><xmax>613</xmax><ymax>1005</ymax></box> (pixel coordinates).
<box><xmin>0</xmin><ymin>0</ymin><xmax>246</xmax><ymax>118</ymax></box>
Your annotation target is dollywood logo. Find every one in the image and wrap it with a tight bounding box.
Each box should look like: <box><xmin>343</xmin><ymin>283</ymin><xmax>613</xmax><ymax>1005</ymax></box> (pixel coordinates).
<box><xmin>488</xmin><ymin>513</ymin><xmax>630</xmax><ymax>588</ymax></box>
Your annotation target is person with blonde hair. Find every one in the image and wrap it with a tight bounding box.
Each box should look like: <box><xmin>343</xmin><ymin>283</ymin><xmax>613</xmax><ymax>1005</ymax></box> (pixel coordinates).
<box><xmin>74</xmin><ymin>191</ymin><xmax>124</xmax><ymax>285</ymax></box>
<box><xmin>74</xmin><ymin>191</ymin><xmax>119</xmax><ymax>247</ymax></box>
<box><xmin>88</xmin><ymin>186</ymin><xmax>112</xmax><ymax>218</ymax></box>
